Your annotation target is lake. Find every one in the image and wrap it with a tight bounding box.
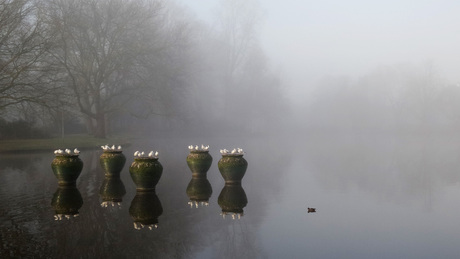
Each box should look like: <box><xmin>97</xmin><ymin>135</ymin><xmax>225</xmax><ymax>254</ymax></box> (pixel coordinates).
<box><xmin>2</xmin><ymin>134</ymin><xmax>460</xmax><ymax>258</ymax></box>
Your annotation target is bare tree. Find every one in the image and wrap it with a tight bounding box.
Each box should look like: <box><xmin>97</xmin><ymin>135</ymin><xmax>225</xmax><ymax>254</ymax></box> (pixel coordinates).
<box><xmin>44</xmin><ymin>0</ymin><xmax>166</xmax><ymax>138</ymax></box>
<box><xmin>0</xmin><ymin>0</ymin><xmax>50</xmax><ymax>113</ymax></box>
<box><xmin>216</xmin><ymin>0</ymin><xmax>262</xmax><ymax>113</ymax></box>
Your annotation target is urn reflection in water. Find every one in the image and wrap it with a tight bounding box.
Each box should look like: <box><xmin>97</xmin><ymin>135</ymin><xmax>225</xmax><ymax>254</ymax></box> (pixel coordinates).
<box><xmin>129</xmin><ymin>191</ymin><xmax>163</xmax><ymax>230</ymax></box>
<box><xmin>99</xmin><ymin>177</ymin><xmax>126</xmax><ymax>208</ymax></box>
<box><xmin>51</xmin><ymin>186</ymin><xmax>83</xmax><ymax>220</ymax></box>
<box><xmin>218</xmin><ymin>184</ymin><xmax>248</xmax><ymax>219</ymax></box>
<box><xmin>186</xmin><ymin>178</ymin><xmax>212</xmax><ymax>208</ymax></box>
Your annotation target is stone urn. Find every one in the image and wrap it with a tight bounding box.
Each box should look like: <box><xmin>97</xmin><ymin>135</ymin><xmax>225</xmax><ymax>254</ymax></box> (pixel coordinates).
<box><xmin>129</xmin><ymin>191</ymin><xmax>163</xmax><ymax>229</ymax></box>
<box><xmin>218</xmin><ymin>154</ymin><xmax>248</xmax><ymax>184</ymax></box>
<box><xmin>186</xmin><ymin>150</ymin><xmax>212</xmax><ymax>176</ymax></box>
<box><xmin>218</xmin><ymin>184</ymin><xmax>248</xmax><ymax>216</ymax></box>
<box><xmin>99</xmin><ymin>177</ymin><xmax>126</xmax><ymax>203</ymax></box>
<box><xmin>51</xmin><ymin>186</ymin><xmax>83</xmax><ymax>217</ymax></box>
<box><xmin>100</xmin><ymin>150</ymin><xmax>126</xmax><ymax>177</ymax></box>
<box><xmin>186</xmin><ymin>178</ymin><xmax>212</xmax><ymax>207</ymax></box>
<box><xmin>129</xmin><ymin>157</ymin><xmax>163</xmax><ymax>191</ymax></box>
<box><xmin>51</xmin><ymin>154</ymin><xmax>84</xmax><ymax>186</ymax></box>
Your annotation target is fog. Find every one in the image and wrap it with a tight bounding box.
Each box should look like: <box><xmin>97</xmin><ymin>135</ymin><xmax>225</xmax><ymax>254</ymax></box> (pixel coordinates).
<box><xmin>4</xmin><ymin>1</ymin><xmax>460</xmax><ymax>257</ymax></box>
<box><xmin>2</xmin><ymin>0</ymin><xmax>460</xmax><ymax>137</ymax></box>
<box><xmin>178</xmin><ymin>0</ymin><xmax>460</xmax><ymax>105</ymax></box>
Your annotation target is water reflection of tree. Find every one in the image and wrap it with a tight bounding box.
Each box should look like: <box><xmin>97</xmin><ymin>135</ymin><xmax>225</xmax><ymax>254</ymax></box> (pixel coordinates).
<box><xmin>0</xmin><ymin>153</ymin><xmax>55</xmax><ymax>258</ymax></box>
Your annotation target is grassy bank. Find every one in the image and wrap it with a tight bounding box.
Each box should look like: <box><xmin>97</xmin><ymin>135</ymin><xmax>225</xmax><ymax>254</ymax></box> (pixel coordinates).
<box><xmin>0</xmin><ymin>134</ymin><xmax>131</xmax><ymax>153</ymax></box>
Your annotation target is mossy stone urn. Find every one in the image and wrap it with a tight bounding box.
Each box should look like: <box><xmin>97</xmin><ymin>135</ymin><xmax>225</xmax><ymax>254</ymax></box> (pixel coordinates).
<box><xmin>218</xmin><ymin>184</ymin><xmax>248</xmax><ymax>215</ymax></box>
<box><xmin>129</xmin><ymin>157</ymin><xmax>163</xmax><ymax>191</ymax></box>
<box><xmin>100</xmin><ymin>150</ymin><xmax>126</xmax><ymax>177</ymax></box>
<box><xmin>218</xmin><ymin>154</ymin><xmax>248</xmax><ymax>184</ymax></box>
<box><xmin>51</xmin><ymin>186</ymin><xmax>83</xmax><ymax>216</ymax></box>
<box><xmin>129</xmin><ymin>191</ymin><xmax>163</xmax><ymax>226</ymax></box>
<box><xmin>51</xmin><ymin>154</ymin><xmax>84</xmax><ymax>186</ymax></box>
<box><xmin>99</xmin><ymin>177</ymin><xmax>126</xmax><ymax>202</ymax></box>
<box><xmin>186</xmin><ymin>150</ymin><xmax>212</xmax><ymax>176</ymax></box>
<box><xmin>186</xmin><ymin>178</ymin><xmax>213</xmax><ymax>204</ymax></box>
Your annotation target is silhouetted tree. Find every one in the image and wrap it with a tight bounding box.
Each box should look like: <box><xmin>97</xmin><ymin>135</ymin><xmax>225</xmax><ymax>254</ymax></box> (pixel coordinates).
<box><xmin>0</xmin><ymin>0</ymin><xmax>50</xmax><ymax>113</ymax></box>
<box><xmin>43</xmin><ymin>0</ymin><xmax>169</xmax><ymax>138</ymax></box>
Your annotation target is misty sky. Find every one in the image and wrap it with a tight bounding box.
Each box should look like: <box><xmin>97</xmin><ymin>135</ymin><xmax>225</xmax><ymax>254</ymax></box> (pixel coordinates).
<box><xmin>175</xmin><ymin>0</ymin><xmax>460</xmax><ymax>103</ymax></box>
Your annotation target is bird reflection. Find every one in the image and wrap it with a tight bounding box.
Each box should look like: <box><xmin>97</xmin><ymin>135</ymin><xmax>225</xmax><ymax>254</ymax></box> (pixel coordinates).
<box><xmin>218</xmin><ymin>184</ymin><xmax>248</xmax><ymax>219</ymax></box>
<box><xmin>51</xmin><ymin>186</ymin><xmax>83</xmax><ymax>220</ymax></box>
<box><xmin>186</xmin><ymin>177</ymin><xmax>212</xmax><ymax>208</ymax></box>
<box><xmin>99</xmin><ymin>177</ymin><xmax>126</xmax><ymax>208</ymax></box>
<box><xmin>129</xmin><ymin>191</ymin><xmax>163</xmax><ymax>230</ymax></box>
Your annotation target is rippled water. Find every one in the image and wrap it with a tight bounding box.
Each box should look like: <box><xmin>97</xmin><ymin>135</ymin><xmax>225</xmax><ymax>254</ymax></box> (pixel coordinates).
<box><xmin>2</xmin><ymin>135</ymin><xmax>460</xmax><ymax>258</ymax></box>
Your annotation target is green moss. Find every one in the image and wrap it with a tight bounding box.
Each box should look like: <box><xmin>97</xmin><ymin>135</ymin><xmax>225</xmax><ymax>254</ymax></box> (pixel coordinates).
<box><xmin>51</xmin><ymin>155</ymin><xmax>83</xmax><ymax>185</ymax></box>
<box><xmin>218</xmin><ymin>155</ymin><xmax>248</xmax><ymax>183</ymax></box>
<box><xmin>100</xmin><ymin>151</ymin><xmax>126</xmax><ymax>177</ymax></box>
<box><xmin>186</xmin><ymin>151</ymin><xmax>213</xmax><ymax>175</ymax></box>
<box><xmin>129</xmin><ymin>158</ymin><xmax>163</xmax><ymax>191</ymax></box>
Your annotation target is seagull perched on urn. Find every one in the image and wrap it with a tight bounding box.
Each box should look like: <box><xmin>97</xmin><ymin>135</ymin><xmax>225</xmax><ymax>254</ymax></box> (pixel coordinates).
<box><xmin>148</xmin><ymin>151</ymin><xmax>154</xmax><ymax>157</ymax></box>
<box><xmin>134</xmin><ymin>151</ymin><xmax>139</xmax><ymax>156</ymax></box>
<box><xmin>74</xmin><ymin>148</ymin><xmax>80</xmax><ymax>154</ymax></box>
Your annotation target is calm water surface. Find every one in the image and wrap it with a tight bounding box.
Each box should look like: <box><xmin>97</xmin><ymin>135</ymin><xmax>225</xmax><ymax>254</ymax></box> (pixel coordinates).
<box><xmin>2</xmin><ymin>135</ymin><xmax>460</xmax><ymax>258</ymax></box>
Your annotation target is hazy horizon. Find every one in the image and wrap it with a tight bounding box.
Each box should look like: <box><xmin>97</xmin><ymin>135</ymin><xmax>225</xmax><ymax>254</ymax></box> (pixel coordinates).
<box><xmin>175</xmin><ymin>0</ymin><xmax>460</xmax><ymax>104</ymax></box>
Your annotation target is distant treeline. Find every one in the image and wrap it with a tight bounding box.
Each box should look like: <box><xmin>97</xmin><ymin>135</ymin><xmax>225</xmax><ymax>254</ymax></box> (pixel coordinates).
<box><xmin>301</xmin><ymin>63</ymin><xmax>460</xmax><ymax>134</ymax></box>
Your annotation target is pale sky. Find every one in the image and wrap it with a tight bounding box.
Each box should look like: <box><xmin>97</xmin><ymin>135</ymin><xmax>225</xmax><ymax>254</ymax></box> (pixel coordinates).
<box><xmin>174</xmin><ymin>0</ymin><xmax>460</xmax><ymax>102</ymax></box>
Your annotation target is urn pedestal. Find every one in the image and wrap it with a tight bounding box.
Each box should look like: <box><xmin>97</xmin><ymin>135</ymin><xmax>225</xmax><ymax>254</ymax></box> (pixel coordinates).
<box><xmin>129</xmin><ymin>157</ymin><xmax>163</xmax><ymax>191</ymax></box>
<box><xmin>100</xmin><ymin>150</ymin><xmax>126</xmax><ymax>177</ymax></box>
<box><xmin>51</xmin><ymin>154</ymin><xmax>83</xmax><ymax>186</ymax></box>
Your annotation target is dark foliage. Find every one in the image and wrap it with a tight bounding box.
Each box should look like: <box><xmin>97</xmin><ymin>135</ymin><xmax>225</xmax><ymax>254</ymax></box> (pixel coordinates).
<box><xmin>0</xmin><ymin>119</ymin><xmax>50</xmax><ymax>139</ymax></box>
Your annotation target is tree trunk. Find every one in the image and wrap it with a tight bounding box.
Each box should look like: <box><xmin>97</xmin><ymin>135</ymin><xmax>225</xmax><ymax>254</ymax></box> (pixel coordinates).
<box><xmin>94</xmin><ymin>113</ymin><xmax>106</xmax><ymax>138</ymax></box>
